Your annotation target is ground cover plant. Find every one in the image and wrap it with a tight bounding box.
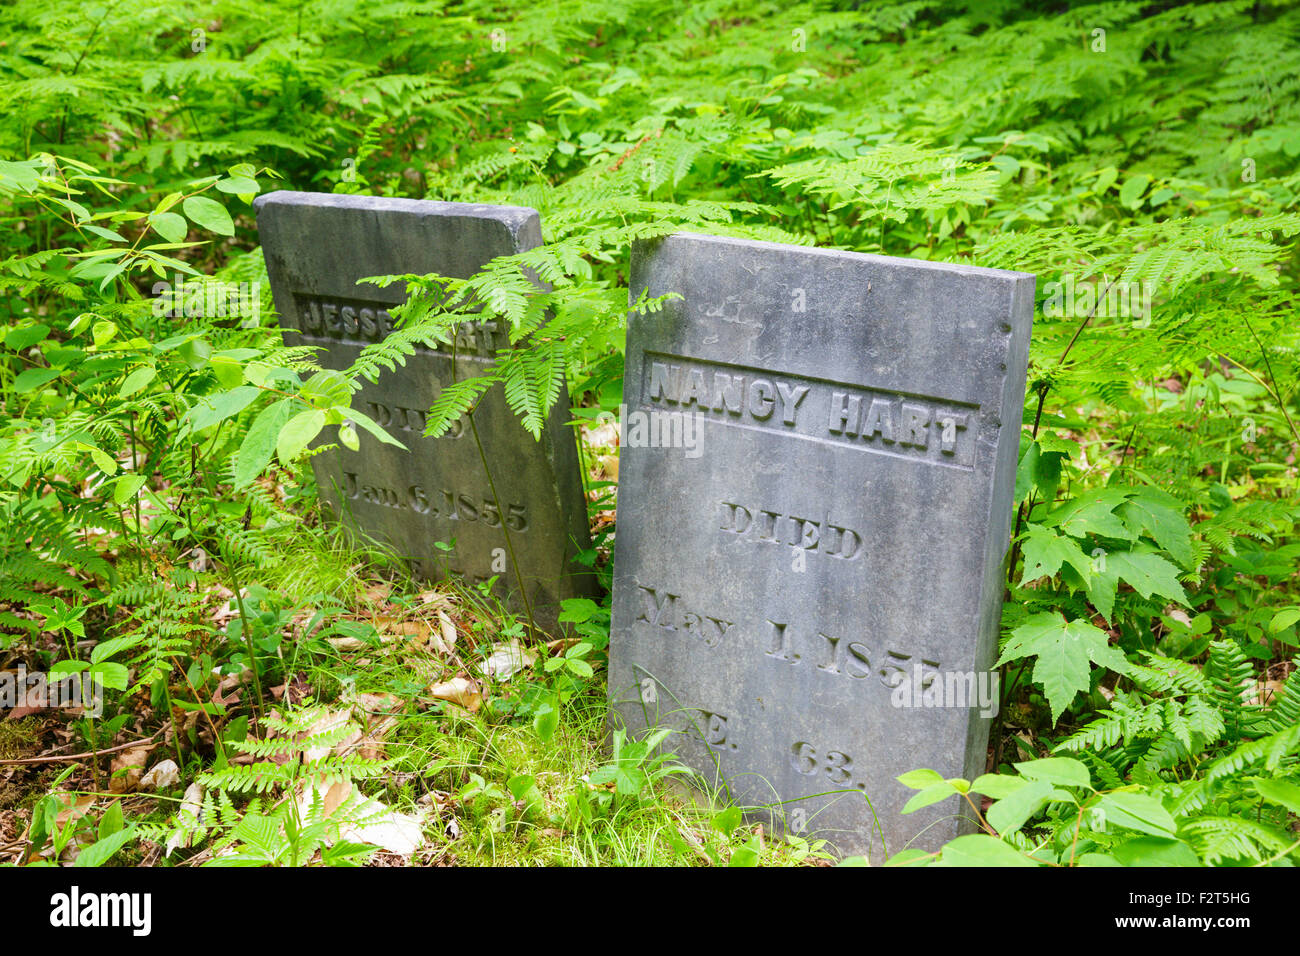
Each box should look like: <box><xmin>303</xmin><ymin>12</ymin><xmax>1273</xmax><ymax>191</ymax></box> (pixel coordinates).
<box><xmin>0</xmin><ymin>0</ymin><xmax>1297</xmax><ymax>867</ymax></box>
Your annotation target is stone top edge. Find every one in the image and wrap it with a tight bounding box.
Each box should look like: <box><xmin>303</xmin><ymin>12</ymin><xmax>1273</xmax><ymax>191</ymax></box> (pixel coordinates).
<box><xmin>645</xmin><ymin>231</ymin><xmax>1036</xmax><ymax>282</ymax></box>
<box><xmin>253</xmin><ymin>190</ymin><xmax>541</xmax><ymax>229</ymax></box>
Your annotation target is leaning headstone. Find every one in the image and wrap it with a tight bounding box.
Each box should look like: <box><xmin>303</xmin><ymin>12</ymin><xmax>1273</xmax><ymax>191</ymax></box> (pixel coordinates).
<box><xmin>256</xmin><ymin>192</ymin><xmax>596</xmax><ymax>630</ymax></box>
<box><xmin>609</xmin><ymin>233</ymin><xmax>1033</xmax><ymax>859</ymax></box>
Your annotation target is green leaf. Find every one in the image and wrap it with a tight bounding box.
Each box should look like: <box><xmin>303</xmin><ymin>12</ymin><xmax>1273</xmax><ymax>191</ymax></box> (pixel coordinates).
<box><xmin>936</xmin><ymin>834</ymin><xmax>1038</xmax><ymax>867</ymax></box>
<box><xmin>215</xmin><ymin>175</ymin><xmax>259</xmax><ymax>196</ymax></box>
<box><xmin>1254</xmin><ymin>778</ymin><xmax>1300</xmax><ymax>814</ymax></box>
<box><xmin>210</xmin><ymin>354</ymin><xmax>246</xmax><ymax>389</ymax></box>
<box><xmin>902</xmin><ymin>783</ymin><xmax>956</xmax><ymax>814</ymax></box>
<box><xmin>88</xmin><ymin>661</ymin><xmax>129</xmax><ymax>691</ymax></box>
<box><xmin>277</xmin><ymin>408</ymin><xmax>326</xmax><ymax>465</ymax></box>
<box><xmin>184</xmin><ymin>386</ymin><xmax>261</xmax><ymax>432</ymax></box>
<box><xmin>1108</xmin><ymin>547</ymin><xmax>1189</xmax><ymax>606</ymax></box>
<box><xmin>75</xmin><ymin>442</ymin><xmax>118</xmax><ymax>475</ymax></box>
<box><xmin>1117</xmin><ymin>491</ymin><xmax>1195</xmax><ymax>567</ymax></box>
<box><xmin>149</xmin><ymin>211</ymin><xmax>187</xmax><ymax>242</ymax></box>
<box><xmin>98</xmin><ymin>801</ymin><xmax>125</xmax><ymax>840</ymax></box>
<box><xmin>1019</xmin><ymin>524</ymin><xmax>1093</xmax><ymax>586</ymax></box>
<box><xmin>1113</xmin><ymin>836</ymin><xmax>1200</xmax><ymax>867</ymax></box>
<box><xmin>881</xmin><ymin>848</ymin><xmax>931</xmax><ymax>866</ymax></box>
<box><xmin>346</xmin><ymin>407</ymin><xmax>407</xmax><ymax>449</ymax></box>
<box><xmin>6</xmin><ymin>323</ymin><xmax>50</xmax><ymax>350</ymax></box>
<box><xmin>713</xmin><ymin>805</ymin><xmax>743</xmax><ymax>836</ymax></box>
<box><xmin>0</xmin><ymin>159</ymin><xmax>41</xmax><ymax>192</ymax></box>
<box><xmin>1014</xmin><ymin>757</ymin><xmax>1091</xmax><ymax>788</ymax></box>
<box><xmin>13</xmin><ymin>367</ymin><xmax>60</xmax><ymax>392</ymax></box>
<box><xmin>998</xmin><ymin>613</ymin><xmax>1130</xmax><ymax>723</ymax></box>
<box><xmin>1014</xmin><ymin>441</ymin><xmax>1040</xmax><ymax>503</ymax></box>
<box><xmin>1042</xmin><ymin>489</ymin><xmax>1135</xmax><ymax>541</ymax></box>
<box><xmin>176</xmin><ymin>337</ymin><xmax>212</xmax><ymax>369</ymax></box>
<box><xmin>117</xmin><ymin>365</ymin><xmax>157</xmax><ymax>398</ymax></box>
<box><xmin>728</xmin><ymin>833</ymin><xmax>762</xmax><ymax>867</ymax></box>
<box><xmin>182</xmin><ymin>195</ymin><xmax>235</xmax><ymax>236</ymax></box>
<box><xmin>1093</xmin><ymin>166</ymin><xmax>1118</xmax><ymax>195</ymax></box>
<box><xmin>1268</xmin><ymin>608</ymin><xmax>1300</xmax><ymax>633</ymax></box>
<box><xmin>565</xmin><ymin>658</ymin><xmax>594</xmax><ymax>678</ymax></box>
<box><xmin>112</xmin><ymin>473</ymin><xmax>147</xmax><ymax>505</ymax></box>
<box><xmin>300</xmin><ymin>369</ymin><xmax>352</xmax><ymax>408</ymax></box>
<box><xmin>92</xmin><ymin>320</ymin><xmax>118</xmax><ymax>347</ymax></box>
<box><xmin>1077</xmin><ymin>852</ymin><xmax>1122</xmax><ymax>866</ymax></box>
<box><xmin>83</xmin><ymin>224</ymin><xmax>126</xmax><ymax>242</ymax></box>
<box><xmin>1119</xmin><ymin>174</ymin><xmax>1150</xmax><ymax>210</ymax></box>
<box><xmin>897</xmin><ymin>768</ymin><xmax>946</xmax><ymax>790</ymax></box>
<box><xmin>49</xmin><ymin>659</ymin><xmax>89</xmax><ymax>678</ymax></box>
<box><xmin>73</xmin><ymin>828</ymin><xmax>135</xmax><ymax>867</ymax></box>
<box><xmin>507</xmin><ymin>774</ymin><xmax>541</xmax><ymax>808</ymax></box>
<box><xmin>338</xmin><ymin>422</ymin><xmax>360</xmax><ymax>451</ymax></box>
<box><xmin>987</xmin><ymin>779</ymin><xmax>1056</xmax><ymax>835</ymax></box>
<box><xmin>91</xmin><ymin>634</ymin><xmax>143</xmax><ymax>664</ymax></box>
<box><xmin>1097</xmin><ymin>791</ymin><xmax>1177</xmax><ymax>837</ymax></box>
<box><xmin>532</xmin><ymin>699</ymin><xmax>559</xmax><ymax>742</ymax></box>
<box><xmin>235</xmin><ymin>398</ymin><xmax>294</xmax><ymax>489</ymax></box>
<box><xmin>970</xmin><ymin>774</ymin><xmax>1027</xmax><ymax>800</ymax></box>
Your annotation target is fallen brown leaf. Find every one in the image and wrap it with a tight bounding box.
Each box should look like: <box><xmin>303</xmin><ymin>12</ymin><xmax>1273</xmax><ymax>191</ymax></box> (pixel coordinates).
<box><xmin>427</xmin><ymin>676</ymin><xmax>482</xmax><ymax>713</ymax></box>
<box><xmin>436</xmin><ymin>611</ymin><xmax>459</xmax><ymax>655</ymax></box>
<box><xmin>140</xmin><ymin>759</ymin><xmax>181</xmax><ymax>790</ymax></box>
<box><xmin>479</xmin><ymin>641</ymin><xmax>536</xmax><ymax>681</ymax></box>
<box><xmin>110</xmin><ymin>744</ymin><xmax>153</xmax><ymax>793</ymax></box>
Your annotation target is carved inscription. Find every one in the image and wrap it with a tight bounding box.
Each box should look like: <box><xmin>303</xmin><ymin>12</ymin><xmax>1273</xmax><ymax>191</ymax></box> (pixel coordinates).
<box><xmin>634</xmin><ymin>585</ymin><xmax>735</xmax><ymax>648</ymax></box>
<box><xmin>341</xmin><ymin>473</ymin><xmax>528</xmax><ymax>530</ymax></box>
<box><xmin>791</xmin><ymin>740</ymin><xmax>864</xmax><ymax>789</ymax></box>
<box><xmin>686</xmin><ymin>709</ymin><xmax>738</xmax><ymax>751</ymax></box>
<box><xmin>641</xmin><ymin>351</ymin><xmax>978</xmax><ymax>468</ymax></box>
<box><xmin>719</xmin><ymin>502</ymin><xmax>862</xmax><ymax>559</ymax></box>
<box><xmin>290</xmin><ymin>292</ymin><xmax>501</xmax><ymax>357</ymax></box>
<box><xmin>764</xmin><ymin>621</ymin><xmax>941</xmax><ymax>690</ymax></box>
<box><xmin>365</xmin><ymin>400</ymin><xmax>469</xmax><ymax>439</ymax></box>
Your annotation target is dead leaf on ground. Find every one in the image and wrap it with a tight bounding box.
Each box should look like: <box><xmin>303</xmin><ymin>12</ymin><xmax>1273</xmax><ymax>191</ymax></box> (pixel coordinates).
<box><xmin>211</xmin><ymin>673</ymin><xmax>242</xmax><ymax>709</ymax></box>
<box><xmin>342</xmin><ymin>801</ymin><xmax>425</xmax><ymax>857</ymax></box>
<box><xmin>479</xmin><ymin>641</ymin><xmax>536</xmax><ymax>681</ymax></box>
<box><xmin>296</xmin><ymin>776</ymin><xmax>353</xmax><ymax>822</ymax></box>
<box><xmin>54</xmin><ymin>793</ymin><xmax>97</xmax><ymax>829</ymax></box>
<box><xmin>110</xmin><ymin>744</ymin><xmax>154</xmax><ymax>793</ymax></box>
<box><xmin>1254</xmin><ymin>679</ymin><xmax>1286</xmax><ymax>708</ymax></box>
<box><xmin>298</xmin><ymin>707</ymin><xmax>362</xmax><ymax>762</ymax></box>
<box><xmin>427</xmin><ymin>676</ymin><xmax>482</xmax><ymax>713</ymax></box>
<box><xmin>415</xmin><ymin>589</ymin><xmax>453</xmax><ymax>612</ymax></box>
<box><xmin>293</xmin><ymin>780</ymin><xmax>426</xmax><ymax>859</ymax></box>
<box><xmin>545</xmin><ymin>637</ymin><xmax>579</xmax><ymax>656</ymax></box>
<box><xmin>325</xmin><ymin>634</ymin><xmax>369</xmax><ymax>652</ymax></box>
<box><xmin>140</xmin><ymin>759</ymin><xmax>181</xmax><ymax>790</ymax></box>
<box><xmin>341</xmin><ymin>692</ymin><xmax>404</xmax><ymax>760</ymax></box>
<box><xmin>436</xmin><ymin>611</ymin><xmax>459</xmax><ymax>656</ymax></box>
<box><xmin>165</xmin><ymin>782</ymin><xmax>204</xmax><ymax>856</ymax></box>
<box><xmin>349</xmin><ymin>691</ymin><xmax>404</xmax><ymax>716</ymax></box>
<box><xmin>1</xmin><ymin>669</ymin><xmax>47</xmax><ymax>719</ymax></box>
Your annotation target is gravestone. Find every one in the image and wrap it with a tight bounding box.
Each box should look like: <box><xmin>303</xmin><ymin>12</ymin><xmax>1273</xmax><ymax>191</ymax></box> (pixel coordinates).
<box><xmin>255</xmin><ymin>192</ymin><xmax>596</xmax><ymax>630</ymax></box>
<box><xmin>609</xmin><ymin>233</ymin><xmax>1033</xmax><ymax>859</ymax></box>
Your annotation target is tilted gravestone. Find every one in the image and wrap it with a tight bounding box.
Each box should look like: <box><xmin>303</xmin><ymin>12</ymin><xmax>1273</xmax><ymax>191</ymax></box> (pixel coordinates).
<box><xmin>609</xmin><ymin>233</ymin><xmax>1033</xmax><ymax>859</ymax></box>
<box><xmin>255</xmin><ymin>192</ymin><xmax>596</xmax><ymax>630</ymax></box>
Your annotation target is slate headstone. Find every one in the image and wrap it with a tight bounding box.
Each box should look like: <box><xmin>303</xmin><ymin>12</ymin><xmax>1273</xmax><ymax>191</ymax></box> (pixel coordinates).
<box><xmin>609</xmin><ymin>233</ymin><xmax>1033</xmax><ymax>859</ymax></box>
<box><xmin>255</xmin><ymin>192</ymin><xmax>596</xmax><ymax>629</ymax></box>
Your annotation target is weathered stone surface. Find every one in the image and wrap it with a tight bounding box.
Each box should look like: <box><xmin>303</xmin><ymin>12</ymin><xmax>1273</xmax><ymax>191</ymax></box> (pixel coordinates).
<box><xmin>609</xmin><ymin>233</ymin><xmax>1034</xmax><ymax>859</ymax></box>
<box><xmin>255</xmin><ymin>191</ymin><xmax>595</xmax><ymax>629</ymax></box>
